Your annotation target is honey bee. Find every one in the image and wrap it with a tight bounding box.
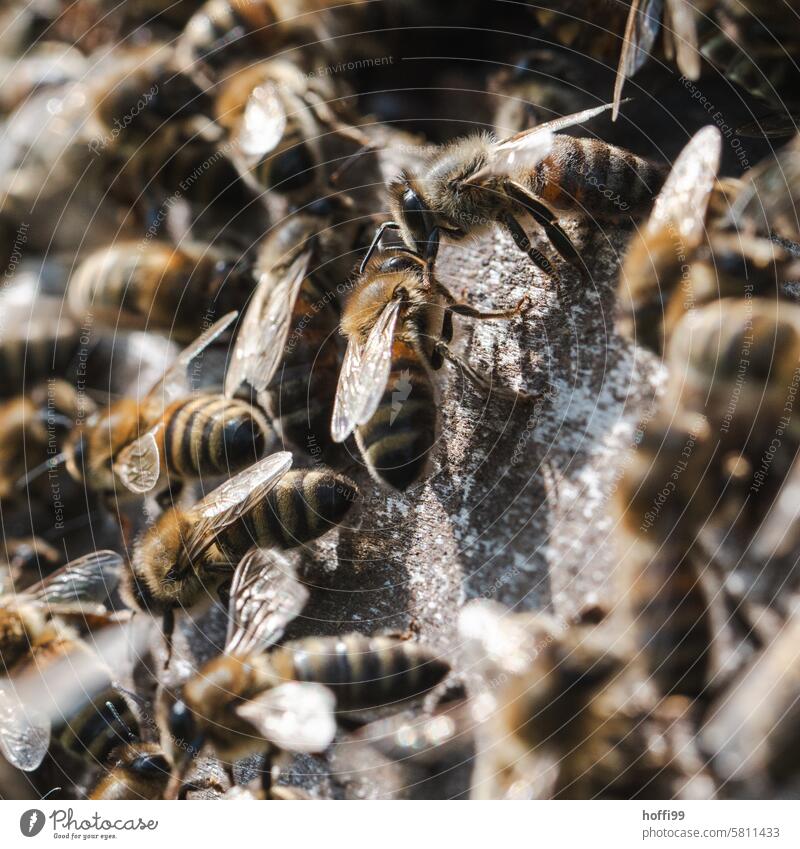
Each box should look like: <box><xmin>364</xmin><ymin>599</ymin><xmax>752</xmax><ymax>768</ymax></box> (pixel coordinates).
<box><xmin>64</xmin><ymin>312</ymin><xmax>270</xmax><ymax>497</ymax></box>
<box><xmin>68</xmin><ymin>241</ymin><xmax>255</xmax><ymax>344</ymax></box>
<box><xmin>88</xmin><ymin>701</ymin><xmax>170</xmax><ymax>800</ymax></box>
<box><xmin>444</xmin><ymin>601</ymin><xmax>683</xmax><ymax>798</ymax></box>
<box><xmin>0</xmin><ymin>380</ymin><xmax>89</xmax><ymax>504</ymax></box>
<box><xmin>700</xmin><ymin>605</ymin><xmax>800</xmax><ymax>787</ymax></box>
<box><xmin>0</xmin><ymin>551</ymin><xmax>126</xmax><ymax>772</ymax></box>
<box><xmin>123</xmin><ymin>452</ymin><xmax>357</xmax><ymax>626</ymax></box>
<box><xmin>214</xmin><ymin>58</ymin><xmax>373</xmax><ymax>205</ymax></box>
<box><xmin>331</xmin><ymin>247</ymin><xmax>529</xmax><ymax>490</ymax></box>
<box><xmin>175</xmin><ymin>0</ymin><xmax>339</xmax><ymax>81</ymax></box>
<box><xmin>383</xmin><ymin>103</ymin><xmax>665</xmax><ymax>285</ymax></box>
<box><xmin>164</xmin><ymin>546</ymin><xmax>447</xmax><ymax>795</ymax></box>
<box><xmin>618</xmin><ymin>126</ymin><xmax>792</xmax><ymax>354</ymax></box>
<box><xmin>531</xmin><ymin>2</ymin><xmax>701</xmax><ymax>120</ymax></box>
<box><xmin>161</xmin><ymin>546</ymin><xmax>334</xmax><ymax>795</ymax></box>
<box><xmin>225</xmin><ymin>211</ymin><xmax>364</xmax><ymax>458</ymax></box>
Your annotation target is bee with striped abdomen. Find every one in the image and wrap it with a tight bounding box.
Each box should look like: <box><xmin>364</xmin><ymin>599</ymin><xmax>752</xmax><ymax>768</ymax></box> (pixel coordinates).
<box><xmin>332</xmin><ymin>247</ymin><xmax>529</xmax><ymax>490</ymax></box>
<box><xmin>65</xmin><ymin>312</ymin><xmax>270</xmax><ymax>498</ymax></box>
<box><xmin>383</xmin><ymin>103</ymin><xmax>666</xmax><ymax>285</ymax></box>
<box><xmin>162</xmin><ymin>546</ymin><xmax>334</xmax><ymax>795</ymax></box>
<box><xmin>0</xmin><ymin>551</ymin><xmax>127</xmax><ymax>774</ymax></box>
<box><xmin>68</xmin><ymin>241</ymin><xmax>255</xmax><ymax>344</ymax></box>
<box><xmin>214</xmin><ymin>58</ymin><xmax>373</xmax><ymax>206</ymax></box>
<box><xmin>225</xmin><ymin>211</ymin><xmax>366</xmax><ymax>459</ymax></box>
<box><xmin>124</xmin><ymin>452</ymin><xmax>357</xmax><ymax>625</ymax></box>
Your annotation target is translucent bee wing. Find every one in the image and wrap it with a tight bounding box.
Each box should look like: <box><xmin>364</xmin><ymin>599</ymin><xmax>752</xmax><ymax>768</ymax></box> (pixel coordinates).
<box><xmin>664</xmin><ymin>0</ymin><xmax>700</xmax><ymax>81</ymax></box>
<box><xmin>225</xmin><ymin>547</ymin><xmax>309</xmax><ymax>657</ymax></box>
<box><xmin>113</xmin><ymin>427</ymin><xmax>162</xmax><ymax>494</ymax></box>
<box><xmin>737</xmin><ymin>111</ymin><xmax>800</xmax><ymax>139</ymax></box>
<box><xmin>184</xmin><ymin>452</ymin><xmax>293</xmax><ymax>562</ymax></box>
<box><xmin>647</xmin><ymin>125</ymin><xmax>722</xmax><ymax>246</ymax></box>
<box><xmin>331</xmin><ymin>299</ymin><xmax>401</xmax><ymax>443</ymax></box>
<box><xmin>145</xmin><ymin>311</ymin><xmax>238</xmax><ymax>417</ymax></box>
<box><xmin>224</xmin><ymin>247</ymin><xmax>312</xmax><ymax>398</ymax></box>
<box><xmin>236</xmin><ymin>83</ymin><xmax>287</xmax><ymax>158</ymax></box>
<box><xmin>0</xmin><ymin>684</ymin><xmax>50</xmax><ymax>771</ymax></box>
<box><xmin>235</xmin><ymin>682</ymin><xmax>336</xmax><ymax>753</ymax></box>
<box><xmin>467</xmin><ymin>129</ymin><xmax>553</xmax><ymax>185</ymax></box>
<box><xmin>27</xmin><ymin>550</ymin><xmax>124</xmax><ymax>612</ymax></box>
<box><xmin>613</xmin><ymin>0</ymin><xmax>664</xmax><ymax>120</ymax></box>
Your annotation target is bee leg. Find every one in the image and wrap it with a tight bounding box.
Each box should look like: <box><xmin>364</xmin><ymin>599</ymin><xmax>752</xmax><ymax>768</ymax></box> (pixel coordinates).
<box><xmin>162</xmin><ymin>610</ymin><xmax>175</xmax><ymax>670</ymax></box>
<box><xmin>260</xmin><ymin>750</ymin><xmax>274</xmax><ymax>797</ymax></box>
<box><xmin>503</xmin><ymin>180</ymin><xmax>588</xmax><ymax>279</ymax></box>
<box><xmin>432</xmin><ymin>341</ymin><xmax>539</xmax><ymax>403</ymax></box>
<box><xmin>360</xmin><ymin>221</ymin><xmax>404</xmax><ymax>273</ymax></box>
<box><xmin>498</xmin><ymin>212</ymin><xmax>561</xmax><ymax>291</ymax></box>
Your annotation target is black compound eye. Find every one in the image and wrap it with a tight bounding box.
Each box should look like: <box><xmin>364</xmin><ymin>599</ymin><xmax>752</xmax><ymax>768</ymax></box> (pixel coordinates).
<box><xmin>168</xmin><ymin>700</ymin><xmax>196</xmax><ymax>744</ymax></box>
<box><xmin>130</xmin><ymin>754</ymin><xmax>170</xmax><ymax>776</ymax></box>
<box><xmin>379</xmin><ymin>255</ymin><xmax>416</xmax><ymax>273</ymax></box>
<box><xmin>267</xmin><ymin>144</ymin><xmax>315</xmax><ymax>192</ymax></box>
<box><xmin>401</xmin><ymin>188</ymin><xmax>433</xmax><ymax>250</ymax></box>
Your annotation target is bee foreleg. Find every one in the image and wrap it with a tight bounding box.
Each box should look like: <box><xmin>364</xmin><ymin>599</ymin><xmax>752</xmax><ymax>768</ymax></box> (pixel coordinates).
<box><xmin>498</xmin><ymin>212</ymin><xmax>561</xmax><ymax>289</ymax></box>
<box><xmin>503</xmin><ymin>180</ymin><xmax>587</xmax><ymax>278</ymax></box>
<box><xmin>432</xmin><ymin>342</ymin><xmax>539</xmax><ymax>403</ymax></box>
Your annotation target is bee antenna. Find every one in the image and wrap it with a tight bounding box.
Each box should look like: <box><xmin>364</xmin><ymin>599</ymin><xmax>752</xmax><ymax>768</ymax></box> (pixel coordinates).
<box><xmin>359</xmin><ymin>221</ymin><xmax>402</xmax><ymax>274</ymax></box>
<box><xmin>16</xmin><ymin>452</ymin><xmax>68</xmax><ymax>489</ymax></box>
<box><xmin>105</xmin><ymin>700</ymin><xmax>138</xmax><ymax>743</ymax></box>
<box><xmin>40</xmin><ymin>787</ymin><xmax>61</xmax><ymax>800</ymax></box>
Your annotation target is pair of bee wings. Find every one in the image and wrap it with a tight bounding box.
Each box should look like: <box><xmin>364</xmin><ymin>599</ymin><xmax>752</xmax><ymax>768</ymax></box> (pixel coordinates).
<box><xmin>8</xmin><ymin>549</ymin><xmax>124</xmax><ymax>617</ymax></box>
<box><xmin>224</xmin><ymin>244</ymin><xmax>313</xmax><ymax>399</ymax></box>
<box><xmin>613</xmin><ymin>0</ymin><xmax>700</xmax><ymax>120</ymax></box>
<box><xmin>113</xmin><ymin>311</ymin><xmax>238</xmax><ymax>494</ymax></box>
<box><xmin>224</xmin><ymin>547</ymin><xmax>334</xmax><ymax>754</ymax></box>
<box><xmin>179</xmin><ymin>451</ymin><xmax>293</xmax><ymax>566</ymax></box>
<box><xmin>641</xmin><ymin>124</ymin><xmax>723</xmax><ymax>250</ymax></box>
<box><xmin>0</xmin><ymin>619</ymin><xmax>148</xmax><ymax>772</ymax></box>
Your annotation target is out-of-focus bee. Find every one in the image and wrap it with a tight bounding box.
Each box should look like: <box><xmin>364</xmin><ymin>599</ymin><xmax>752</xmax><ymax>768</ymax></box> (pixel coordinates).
<box><xmin>700</xmin><ymin>605</ymin><xmax>800</xmax><ymax>788</ymax></box>
<box><xmin>225</xmin><ymin>211</ymin><xmax>363</xmax><ymax>458</ymax></box>
<box><xmin>618</xmin><ymin>126</ymin><xmax>793</xmax><ymax>354</ymax></box>
<box><xmin>123</xmin><ymin>452</ymin><xmax>357</xmax><ymax>628</ymax></box>
<box><xmin>532</xmin><ymin>1</ymin><xmax>702</xmax><ymax>120</ymax></box>
<box><xmin>0</xmin><ymin>380</ymin><xmax>90</xmax><ymax>504</ymax></box>
<box><xmin>696</xmin><ymin>1</ymin><xmax>800</xmax><ymax>137</ymax></box>
<box><xmin>331</xmin><ymin>247</ymin><xmax>529</xmax><ymax>490</ymax></box>
<box><xmin>0</xmin><ymin>538</ymin><xmax>62</xmax><ymax>592</ymax></box>
<box><xmin>68</xmin><ymin>241</ymin><xmax>255</xmax><ymax>344</ymax></box>
<box><xmin>64</xmin><ymin>312</ymin><xmax>270</xmax><ymax>498</ymax></box>
<box><xmin>384</xmin><ymin>103</ymin><xmax>665</xmax><ymax>285</ymax></box>
<box><xmin>0</xmin><ymin>43</ymin><xmax>87</xmax><ymax>116</ymax></box>
<box><xmin>175</xmin><ymin>0</ymin><xmax>342</xmax><ymax>82</ymax></box>
<box><xmin>434</xmin><ymin>601</ymin><xmax>687</xmax><ymax>799</ymax></box>
<box><xmin>214</xmin><ymin>58</ymin><xmax>373</xmax><ymax>206</ymax></box>
<box><xmin>0</xmin><ymin>551</ymin><xmax>126</xmax><ymax>772</ymax></box>
<box><xmin>489</xmin><ymin>49</ymin><xmax>606</xmax><ymax>137</ymax></box>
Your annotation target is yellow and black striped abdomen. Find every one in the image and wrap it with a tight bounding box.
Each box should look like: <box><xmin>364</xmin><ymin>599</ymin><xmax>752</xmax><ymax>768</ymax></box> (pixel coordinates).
<box><xmin>532</xmin><ymin>136</ymin><xmax>666</xmax><ymax>220</ymax></box>
<box><xmin>263</xmin><ymin>277</ymin><xmax>340</xmax><ymax>456</ymax></box>
<box><xmin>215</xmin><ymin>468</ymin><xmax>358</xmax><ymax>556</ymax></box>
<box><xmin>269</xmin><ymin>633</ymin><xmax>450</xmax><ymax>711</ymax></box>
<box><xmin>356</xmin><ymin>338</ymin><xmax>436</xmax><ymax>491</ymax></box>
<box><xmin>161</xmin><ymin>394</ymin><xmax>268</xmax><ymax>481</ymax></box>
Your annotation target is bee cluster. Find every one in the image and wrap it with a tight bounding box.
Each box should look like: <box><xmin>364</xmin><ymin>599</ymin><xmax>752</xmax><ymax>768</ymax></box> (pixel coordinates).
<box><xmin>1</xmin><ymin>0</ymin><xmax>799</xmax><ymax>802</ymax></box>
